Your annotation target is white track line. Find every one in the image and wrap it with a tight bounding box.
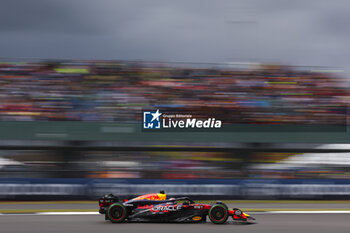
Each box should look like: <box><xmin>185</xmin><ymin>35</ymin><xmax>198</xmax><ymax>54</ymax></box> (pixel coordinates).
<box><xmin>38</xmin><ymin>212</ymin><xmax>99</xmax><ymax>215</ymax></box>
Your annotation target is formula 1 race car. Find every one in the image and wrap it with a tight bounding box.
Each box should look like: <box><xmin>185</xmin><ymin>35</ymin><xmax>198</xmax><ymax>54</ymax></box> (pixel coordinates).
<box><xmin>98</xmin><ymin>191</ymin><xmax>255</xmax><ymax>224</ymax></box>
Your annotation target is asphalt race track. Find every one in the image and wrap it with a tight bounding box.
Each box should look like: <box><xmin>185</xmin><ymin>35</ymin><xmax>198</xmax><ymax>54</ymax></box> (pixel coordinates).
<box><xmin>2</xmin><ymin>202</ymin><xmax>350</xmax><ymax>233</ymax></box>
<box><xmin>1</xmin><ymin>213</ymin><xmax>350</xmax><ymax>233</ymax></box>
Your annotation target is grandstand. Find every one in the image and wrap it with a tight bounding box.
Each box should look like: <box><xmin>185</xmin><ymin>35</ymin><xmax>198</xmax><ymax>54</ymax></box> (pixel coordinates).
<box><xmin>0</xmin><ymin>59</ymin><xmax>350</xmax><ymax>198</ymax></box>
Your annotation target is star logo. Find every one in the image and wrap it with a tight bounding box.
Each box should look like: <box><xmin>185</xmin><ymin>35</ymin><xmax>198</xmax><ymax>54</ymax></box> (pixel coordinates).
<box><xmin>143</xmin><ymin>109</ymin><xmax>162</xmax><ymax>129</ymax></box>
<box><xmin>150</xmin><ymin>109</ymin><xmax>162</xmax><ymax>122</ymax></box>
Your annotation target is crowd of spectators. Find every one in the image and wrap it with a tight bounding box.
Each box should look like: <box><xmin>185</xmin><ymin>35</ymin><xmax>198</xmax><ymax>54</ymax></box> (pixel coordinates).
<box><xmin>0</xmin><ymin>60</ymin><xmax>348</xmax><ymax>124</ymax></box>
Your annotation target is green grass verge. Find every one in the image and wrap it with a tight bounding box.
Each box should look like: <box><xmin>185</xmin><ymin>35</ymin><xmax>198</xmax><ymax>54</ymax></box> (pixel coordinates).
<box><xmin>2</xmin><ymin>208</ymin><xmax>350</xmax><ymax>214</ymax></box>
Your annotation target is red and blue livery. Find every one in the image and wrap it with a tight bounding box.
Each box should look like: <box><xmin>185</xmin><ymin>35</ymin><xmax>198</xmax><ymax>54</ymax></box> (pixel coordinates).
<box><xmin>98</xmin><ymin>191</ymin><xmax>255</xmax><ymax>224</ymax></box>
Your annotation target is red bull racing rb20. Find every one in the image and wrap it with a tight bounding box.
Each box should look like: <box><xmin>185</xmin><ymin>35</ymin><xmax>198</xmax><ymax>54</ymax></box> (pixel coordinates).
<box><xmin>98</xmin><ymin>191</ymin><xmax>255</xmax><ymax>224</ymax></box>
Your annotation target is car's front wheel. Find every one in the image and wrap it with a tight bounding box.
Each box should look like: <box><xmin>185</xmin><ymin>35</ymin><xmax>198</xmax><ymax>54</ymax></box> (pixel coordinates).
<box><xmin>107</xmin><ymin>203</ymin><xmax>127</xmax><ymax>223</ymax></box>
<box><xmin>208</xmin><ymin>204</ymin><xmax>229</xmax><ymax>224</ymax></box>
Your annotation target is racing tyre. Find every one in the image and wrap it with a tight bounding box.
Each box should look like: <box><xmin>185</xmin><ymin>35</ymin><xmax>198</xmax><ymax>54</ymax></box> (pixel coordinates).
<box><xmin>107</xmin><ymin>203</ymin><xmax>127</xmax><ymax>223</ymax></box>
<box><xmin>215</xmin><ymin>201</ymin><xmax>228</xmax><ymax>210</ymax></box>
<box><xmin>209</xmin><ymin>204</ymin><xmax>229</xmax><ymax>224</ymax></box>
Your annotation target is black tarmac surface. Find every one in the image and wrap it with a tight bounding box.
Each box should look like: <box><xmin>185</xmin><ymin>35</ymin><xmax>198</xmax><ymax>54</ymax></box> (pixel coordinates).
<box><xmin>1</xmin><ymin>202</ymin><xmax>350</xmax><ymax>233</ymax></box>
<box><xmin>1</xmin><ymin>213</ymin><xmax>350</xmax><ymax>233</ymax></box>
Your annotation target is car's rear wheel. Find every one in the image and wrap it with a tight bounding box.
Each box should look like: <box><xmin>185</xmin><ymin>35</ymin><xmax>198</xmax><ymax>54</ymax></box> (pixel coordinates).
<box><xmin>107</xmin><ymin>203</ymin><xmax>127</xmax><ymax>223</ymax></box>
<box><xmin>208</xmin><ymin>204</ymin><xmax>229</xmax><ymax>224</ymax></box>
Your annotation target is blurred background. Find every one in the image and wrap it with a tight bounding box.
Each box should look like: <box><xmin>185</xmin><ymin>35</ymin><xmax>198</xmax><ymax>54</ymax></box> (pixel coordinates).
<box><xmin>0</xmin><ymin>60</ymin><xmax>349</xmax><ymax>200</ymax></box>
<box><xmin>1</xmin><ymin>0</ymin><xmax>350</xmax><ymax>201</ymax></box>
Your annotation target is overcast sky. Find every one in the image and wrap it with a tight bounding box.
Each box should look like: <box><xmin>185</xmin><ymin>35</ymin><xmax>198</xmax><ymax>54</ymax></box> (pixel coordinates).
<box><xmin>0</xmin><ymin>0</ymin><xmax>349</xmax><ymax>72</ymax></box>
